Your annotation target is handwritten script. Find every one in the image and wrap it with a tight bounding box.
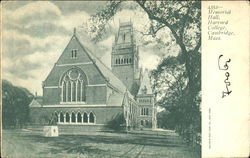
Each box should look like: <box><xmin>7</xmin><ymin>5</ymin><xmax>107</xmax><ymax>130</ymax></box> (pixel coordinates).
<box><xmin>218</xmin><ymin>55</ymin><xmax>232</xmax><ymax>98</ymax></box>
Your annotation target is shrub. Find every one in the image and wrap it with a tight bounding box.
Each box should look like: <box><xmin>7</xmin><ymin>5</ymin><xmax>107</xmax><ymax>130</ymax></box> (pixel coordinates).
<box><xmin>105</xmin><ymin>113</ymin><xmax>126</xmax><ymax>131</ymax></box>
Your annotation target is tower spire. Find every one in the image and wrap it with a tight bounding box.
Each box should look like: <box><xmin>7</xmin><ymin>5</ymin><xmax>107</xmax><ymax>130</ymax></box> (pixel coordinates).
<box><xmin>73</xmin><ymin>27</ymin><xmax>76</xmax><ymax>35</ymax></box>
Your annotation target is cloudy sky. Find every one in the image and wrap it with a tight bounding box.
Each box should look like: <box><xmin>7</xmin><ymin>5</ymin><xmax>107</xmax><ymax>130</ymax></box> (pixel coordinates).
<box><xmin>2</xmin><ymin>1</ymin><xmax>178</xmax><ymax>95</ymax></box>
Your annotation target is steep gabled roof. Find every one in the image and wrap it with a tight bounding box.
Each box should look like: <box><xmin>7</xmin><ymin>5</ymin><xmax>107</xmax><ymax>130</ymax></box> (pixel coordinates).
<box><xmin>29</xmin><ymin>98</ymin><xmax>42</xmax><ymax>107</ymax></box>
<box><xmin>138</xmin><ymin>69</ymin><xmax>153</xmax><ymax>95</ymax></box>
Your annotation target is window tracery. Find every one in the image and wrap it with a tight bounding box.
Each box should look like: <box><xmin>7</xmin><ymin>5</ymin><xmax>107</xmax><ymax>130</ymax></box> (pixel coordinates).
<box><xmin>61</xmin><ymin>68</ymin><xmax>87</xmax><ymax>103</ymax></box>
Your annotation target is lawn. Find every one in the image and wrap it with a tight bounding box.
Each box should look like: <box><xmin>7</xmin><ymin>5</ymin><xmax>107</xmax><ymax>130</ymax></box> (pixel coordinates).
<box><xmin>2</xmin><ymin>128</ymin><xmax>200</xmax><ymax>158</ymax></box>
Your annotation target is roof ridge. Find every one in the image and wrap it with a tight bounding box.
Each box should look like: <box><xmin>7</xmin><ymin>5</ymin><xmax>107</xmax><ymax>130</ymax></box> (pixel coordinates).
<box><xmin>83</xmin><ymin>46</ymin><xmax>113</xmax><ymax>72</ymax></box>
<box><xmin>138</xmin><ymin>69</ymin><xmax>153</xmax><ymax>95</ymax></box>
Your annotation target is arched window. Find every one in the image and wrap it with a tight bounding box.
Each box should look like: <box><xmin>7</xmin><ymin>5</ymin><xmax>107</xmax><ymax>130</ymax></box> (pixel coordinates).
<box><xmin>60</xmin><ymin>112</ymin><xmax>64</xmax><ymax>122</ymax></box>
<box><xmin>77</xmin><ymin>112</ymin><xmax>82</xmax><ymax>123</ymax></box>
<box><xmin>67</xmin><ymin>81</ymin><xmax>71</xmax><ymax>101</ymax></box>
<box><xmin>121</xmin><ymin>59</ymin><xmax>123</xmax><ymax>64</ymax></box>
<box><xmin>71</xmin><ymin>50</ymin><xmax>74</xmax><ymax>58</ymax></box>
<box><xmin>145</xmin><ymin>120</ymin><xmax>149</xmax><ymax>126</ymax></box>
<box><xmin>141</xmin><ymin>120</ymin><xmax>144</xmax><ymax>125</ymax></box>
<box><xmin>83</xmin><ymin>112</ymin><xmax>88</xmax><ymax>123</ymax></box>
<box><xmin>62</xmin><ymin>82</ymin><xmax>66</xmax><ymax>102</ymax></box>
<box><xmin>72</xmin><ymin>82</ymin><xmax>76</xmax><ymax>102</ymax></box>
<box><xmin>89</xmin><ymin>112</ymin><xmax>95</xmax><ymax>123</ymax></box>
<box><xmin>77</xmin><ymin>80</ymin><xmax>81</xmax><ymax>101</ymax></box>
<box><xmin>146</xmin><ymin>108</ymin><xmax>149</xmax><ymax>115</ymax></box>
<box><xmin>115</xmin><ymin>59</ymin><xmax>118</xmax><ymax>64</ymax></box>
<box><xmin>54</xmin><ymin>112</ymin><xmax>58</xmax><ymax>123</ymax></box>
<box><xmin>81</xmin><ymin>81</ymin><xmax>86</xmax><ymax>101</ymax></box>
<box><xmin>61</xmin><ymin>68</ymin><xmax>88</xmax><ymax>103</ymax></box>
<box><xmin>66</xmin><ymin>113</ymin><xmax>70</xmax><ymax>122</ymax></box>
<box><xmin>126</xmin><ymin>58</ymin><xmax>129</xmax><ymax>64</ymax></box>
<box><xmin>123</xmin><ymin>33</ymin><xmax>126</xmax><ymax>42</ymax></box>
<box><xmin>71</xmin><ymin>112</ymin><xmax>76</xmax><ymax>123</ymax></box>
<box><xmin>129</xmin><ymin>58</ymin><xmax>132</xmax><ymax>63</ymax></box>
<box><xmin>118</xmin><ymin>59</ymin><xmax>120</xmax><ymax>64</ymax></box>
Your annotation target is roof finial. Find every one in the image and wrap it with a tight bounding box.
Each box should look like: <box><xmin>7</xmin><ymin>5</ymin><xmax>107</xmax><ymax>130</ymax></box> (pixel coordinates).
<box><xmin>73</xmin><ymin>27</ymin><xmax>76</xmax><ymax>35</ymax></box>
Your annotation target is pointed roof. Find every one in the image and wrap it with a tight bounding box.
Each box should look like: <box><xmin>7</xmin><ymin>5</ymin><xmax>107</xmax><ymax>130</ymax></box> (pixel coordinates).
<box><xmin>138</xmin><ymin>69</ymin><xmax>153</xmax><ymax>95</ymax></box>
<box><xmin>29</xmin><ymin>99</ymin><xmax>42</xmax><ymax>107</ymax></box>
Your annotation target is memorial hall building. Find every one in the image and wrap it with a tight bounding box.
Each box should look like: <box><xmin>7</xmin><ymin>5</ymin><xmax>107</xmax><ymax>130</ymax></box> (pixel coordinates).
<box><xmin>29</xmin><ymin>22</ymin><xmax>157</xmax><ymax>130</ymax></box>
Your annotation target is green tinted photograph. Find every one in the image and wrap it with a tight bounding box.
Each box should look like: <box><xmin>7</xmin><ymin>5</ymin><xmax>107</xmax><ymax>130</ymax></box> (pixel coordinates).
<box><xmin>2</xmin><ymin>1</ymin><xmax>201</xmax><ymax>158</ymax></box>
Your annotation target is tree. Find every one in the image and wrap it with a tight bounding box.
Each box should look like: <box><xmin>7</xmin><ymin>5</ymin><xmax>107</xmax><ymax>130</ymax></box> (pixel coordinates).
<box><xmin>151</xmin><ymin>54</ymin><xmax>201</xmax><ymax>131</ymax></box>
<box><xmin>151</xmin><ymin>56</ymin><xmax>187</xmax><ymax>107</ymax></box>
<box><xmin>2</xmin><ymin>80</ymin><xmax>33</xmax><ymax>128</ymax></box>
<box><xmin>151</xmin><ymin>55</ymin><xmax>201</xmax><ymax>151</ymax></box>
<box><xmin>151</xmin><ymin>56</ymin><xmax>186</xmax><ymax>129</ymax></box>
<box><xmin>105</xmin><ymin>113</ymin><xmax>126</xmax><ymax>131</ymax></box>
<box><xmin>157</xmin><ymin>110</ymin><xmax>178</xmax><ymax>129</ymax></box>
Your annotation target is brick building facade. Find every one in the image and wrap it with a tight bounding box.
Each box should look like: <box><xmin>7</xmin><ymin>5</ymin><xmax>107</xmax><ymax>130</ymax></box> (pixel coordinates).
<box><xmin>29</xmin><ymin>22</ymin><xmax>157</xmax><ymax>130</ymax></box>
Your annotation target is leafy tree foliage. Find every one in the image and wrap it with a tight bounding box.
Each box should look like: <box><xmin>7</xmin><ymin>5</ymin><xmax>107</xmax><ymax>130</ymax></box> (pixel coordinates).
<box><xmin>152</xmin><ymin>55</ymin><xmax>201</xmax><ymax>134</ymax></box>
<box><xmin>105</xmin><ymin>113</ymin><xmax>126</xmax><ymax>131</ymax></box>
<box><xmin>157</xmin><ymin>110</ymin><xmax>175</xmax><ymax>129</ymax></box>
<box><xmin>2</xmin><ymin>80</ymin><xmax>33</xmax><ymax>128</ymax></box>
<box><xmin>151</xmin><ymin>56</ymin><xmax>187</xmax><ymax>107</ymax></box>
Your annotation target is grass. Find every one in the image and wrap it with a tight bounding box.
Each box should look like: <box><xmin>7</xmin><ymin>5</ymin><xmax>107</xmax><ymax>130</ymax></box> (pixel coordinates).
<box><xmin>2</xmin><ymin>128</ymin><xmax>200</xmax><ymax>158</ymax></box>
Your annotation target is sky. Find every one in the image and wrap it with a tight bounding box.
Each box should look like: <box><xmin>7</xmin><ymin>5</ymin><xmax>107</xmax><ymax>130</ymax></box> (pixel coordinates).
<box><xmin>2</xmin><ymin>1</ymin><xmax>179</xmax><ymax>95</ymax></box>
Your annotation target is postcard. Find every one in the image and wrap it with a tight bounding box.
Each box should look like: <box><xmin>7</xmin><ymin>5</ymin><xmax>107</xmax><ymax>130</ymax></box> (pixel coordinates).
<box><xmin>1</xmin><ymin>1</ymin><xmax>249</xmax><ymax>158</ymax></box>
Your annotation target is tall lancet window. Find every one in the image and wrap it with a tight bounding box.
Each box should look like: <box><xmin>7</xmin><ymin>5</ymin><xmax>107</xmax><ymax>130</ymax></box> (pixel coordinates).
<box><xmin>123</xmin><ymin>33</ymin><xmax>126</xmax><ymax>42</ymax></box>
<box><xmin>61</xmin><ymin>68</ymin><xmax>88</xmax><ymax>103</ymax></box>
